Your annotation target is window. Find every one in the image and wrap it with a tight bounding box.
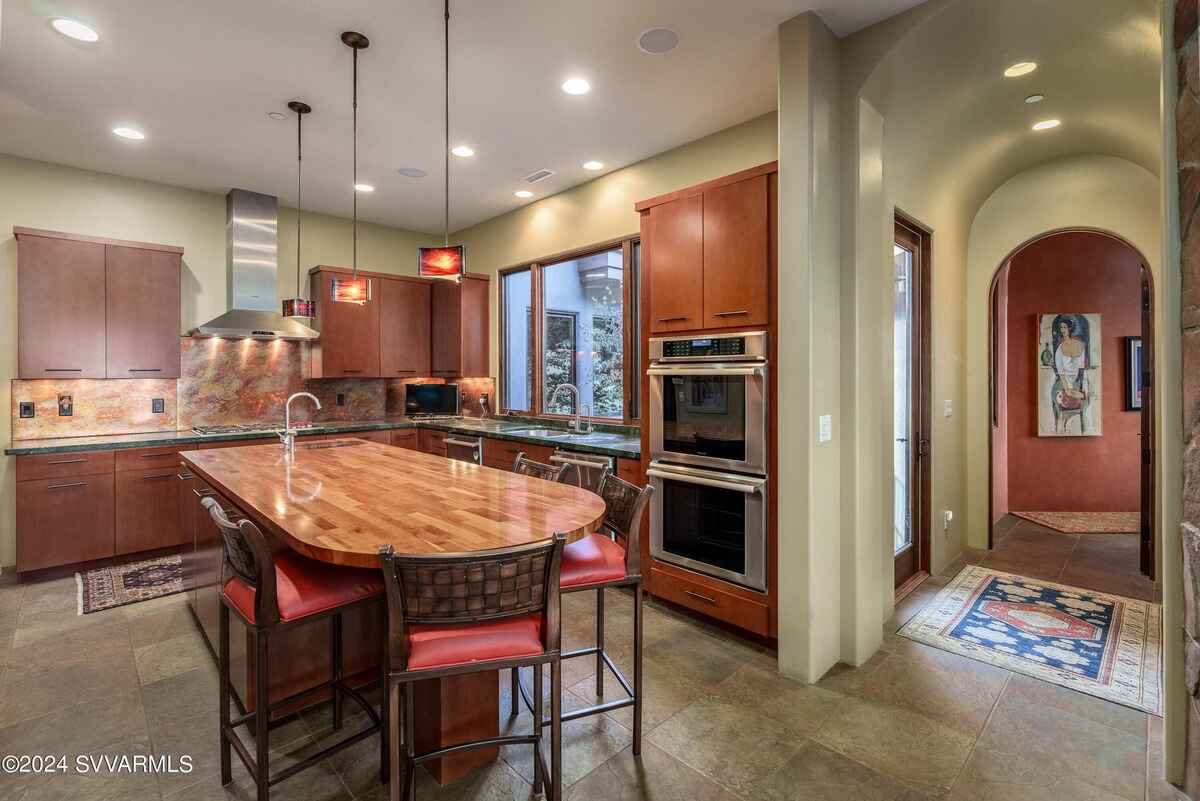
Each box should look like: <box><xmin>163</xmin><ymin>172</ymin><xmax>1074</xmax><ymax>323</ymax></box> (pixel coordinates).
<box><xmin>499</xmin><ymin>238</ymin><xmax>639</xmax><ymax>423</ymax></box>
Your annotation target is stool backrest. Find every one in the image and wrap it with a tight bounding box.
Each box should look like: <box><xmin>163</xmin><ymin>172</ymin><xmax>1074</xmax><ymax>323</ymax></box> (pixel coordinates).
<box><xmin>201</xmin><ymin>495</ymin><xmax>279</xmax><ymax>627</ymax></box>
<box><xmin>595</xmin><ymin>472</ymin><xmax>654</xmax><ymax>576</ymax></box>
<box><xmin>512</xmin><ymin>452</ymin><xmax>570</xmax><ymax>483</ymax></box>
<box><xmin>378</xmin><ymin>535</ymin><xmax>565</xmax><ymax>671</ymax></box>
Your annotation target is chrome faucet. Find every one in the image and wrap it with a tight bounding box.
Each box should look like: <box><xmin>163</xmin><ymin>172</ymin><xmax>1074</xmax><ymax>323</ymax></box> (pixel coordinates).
<box><xmin>280</xmin><ymin>392</ymin><xmax>321</xmax><ymax>455</ymax></box>
<box><xmin>547</xmin><ymin>383</ymin><xmax>593</xmax><ymax>434</ymax></box>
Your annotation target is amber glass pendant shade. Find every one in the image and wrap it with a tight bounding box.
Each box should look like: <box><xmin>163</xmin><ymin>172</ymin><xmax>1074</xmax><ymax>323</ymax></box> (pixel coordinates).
<box><xmin>418</xmin><ymin>245</ymin><xmax>465</xmax><ymax>279</ymax></box>
<box><xmin>331</xmin><ymin>276</ymin><xmax>371</xmax><ymax>304</ymax></box>
<box><xmin>282</xmin><ymin>298</ymin><xmax>315</xmax><ymax>318</ymax></box>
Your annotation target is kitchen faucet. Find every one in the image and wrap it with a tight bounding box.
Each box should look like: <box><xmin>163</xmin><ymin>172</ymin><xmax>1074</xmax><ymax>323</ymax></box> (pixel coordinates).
<box><xmin>280</xmin><ymin>392</ymin><xmax>321</xmax><ymax>454</ymax></box>
<box><xmin>547</xmin><ymin>383</ymin><xmax>593</xmax><ymax>434</ymax></box>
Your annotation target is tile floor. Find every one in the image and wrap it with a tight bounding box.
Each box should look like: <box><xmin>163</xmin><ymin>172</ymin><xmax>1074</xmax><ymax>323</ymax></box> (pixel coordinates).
<box><xmin>0</xmin><ymin>567</ymin><xmax>1184</xmax><ymax>801</ymax></box>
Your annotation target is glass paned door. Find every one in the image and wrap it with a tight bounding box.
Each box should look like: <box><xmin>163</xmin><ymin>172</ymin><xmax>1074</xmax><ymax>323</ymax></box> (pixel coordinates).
<box><xmin>893</xmin><ymin>244</ymin><xmax>914</xmax><ymax>558</ymax></box>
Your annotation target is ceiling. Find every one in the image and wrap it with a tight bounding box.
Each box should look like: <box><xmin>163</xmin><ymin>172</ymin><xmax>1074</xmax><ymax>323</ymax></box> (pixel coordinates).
<box><xmin>0</xmin><ymin>0</ymin><xmax>921</xmax><ymax>234</ymax></box>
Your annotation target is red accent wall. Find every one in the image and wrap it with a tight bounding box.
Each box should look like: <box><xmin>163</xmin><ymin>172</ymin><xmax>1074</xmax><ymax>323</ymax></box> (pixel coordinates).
<box><xmin>1005</xmin><ymin>231</ymin><xmax>1143</xmax><ymax>512</ymax></box>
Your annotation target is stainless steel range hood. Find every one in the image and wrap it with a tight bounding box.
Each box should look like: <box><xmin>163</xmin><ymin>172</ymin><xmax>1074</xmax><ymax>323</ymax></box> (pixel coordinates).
<box><xmin>191</xmin><ymin>189</ymin><xmax>319</xmax><ymax>340</ymax></box>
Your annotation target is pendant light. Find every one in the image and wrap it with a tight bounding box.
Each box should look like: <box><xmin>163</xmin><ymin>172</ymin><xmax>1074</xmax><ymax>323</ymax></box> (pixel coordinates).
<box><xmin>282</xmin><ymin>101</ymin><xmax>315</xmax><ymax>319</ymax></box>
<box><xmin>332</xmin><ymin>31</ymin><xmax>372</xmax><ymax>304</ymax></box>
<box><xmin>417</xmin><ymin>0</ymin><xmax>465</xmax><ymax>280</ymax></box>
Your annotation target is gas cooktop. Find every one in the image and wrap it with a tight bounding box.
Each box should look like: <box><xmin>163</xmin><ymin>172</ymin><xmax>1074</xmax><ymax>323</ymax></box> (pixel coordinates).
<box><xmin>192</xmin><ymin>423</ymin><xmax>307</xmax><ymax>436</ymax></box>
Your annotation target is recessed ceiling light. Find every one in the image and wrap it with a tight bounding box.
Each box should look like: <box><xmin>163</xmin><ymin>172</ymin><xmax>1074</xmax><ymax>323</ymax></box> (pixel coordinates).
<box><xmin>514</xmin><ymin>190</ymin><xmax>533</xmax><ymax>199</ymax></box>
<box><xmin>582</xmin><ymin>161</ymin><xmax>604</xmax><ymax>171</ymax></box>
<box><xmin>1004</xmin><ymin>62</ymin><xmax>1037</xmax><ymax>78</ymax></box>
<box><xmin>561</xmin><ymin>77</ymin><xmax>591</xmax><ymax>95</ymax></box>
<box><xmin>112</xmin><ymin>127</ymin><xmax>145</xmax><ymax>141</ymax></box>
<box><xmin>354</xmin><ymin>183</ymin><xmax>375</xmax><ymax>192</ymax></box>
<box><xmin>1024</xmin><ymin>94</ymin><xmax>1045</xmax><ymax>104</ymax></box>
<box><xmin>397</xmin><ymin>167</ymin><xmax>427</xmax><ymax>178</ymax></box>
<box><xmin>451</xmin><ymin>145</ymin><xmax>475</xmax><ymax>158</ymax></box>
<box><xmin>51</xmin><ymin>18</ymin><xmax>99</xmax><ymax>43</ymax></box>
<box><xmin>267</xmin><ymin>111</ymin><xmax>288</xmax><ymax>120</ymax></box>
<box><xmin>638</xmin><ymin>27</ymin><xmax>679</xmax><ymax>55</ymax></box>
<box><xmin>1032</xmin><ymin>119</ymin><xmax>1061</xmax><ymax>131</ymax></box>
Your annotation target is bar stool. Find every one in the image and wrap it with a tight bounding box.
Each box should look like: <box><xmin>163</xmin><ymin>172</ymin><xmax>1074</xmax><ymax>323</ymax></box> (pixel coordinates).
<box><xmin>378</xmin><ymin>535</ymin><xmax>565</xmax><ymax>801</ymax></box>
<box><xmin>513</xmin><ymin>451</ymin><xmax>570</xmax><ymax>482</ymax></box>
<box><xmin>512</xmin><ymin>472</ymin><xmax>654</xmax><ymax>752</ymax></box>
<box><xmin>202</xmin><ymin>497</ymin><xmax>385</xmax><ymax>801</ymax></box>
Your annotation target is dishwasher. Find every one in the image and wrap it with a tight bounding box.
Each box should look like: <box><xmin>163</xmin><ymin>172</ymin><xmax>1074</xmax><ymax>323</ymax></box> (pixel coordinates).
<box><xmin>444</xmin><ymin>435</ymin><xmax>483</xmax><ymax>465</ymax></box>
<box><xmin>550</xmin><ymin>449</ymin><xmax>614</xmax><ymax>493</ymax></box>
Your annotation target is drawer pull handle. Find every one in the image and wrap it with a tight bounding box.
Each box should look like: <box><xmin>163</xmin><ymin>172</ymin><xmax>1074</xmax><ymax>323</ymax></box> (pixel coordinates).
<box><xmin>48</xmin><ymin>481</ymin><xmax>87</xmax><ymax>490</ymax></box>
<box><xmin>176</xmin><ymin>473</ymin><xmax>196</xmax><ymax>480</ymax></box>
<box><xmin>342</xmin><ymin>369</ymin><xmax>364</xmax><ymax>373</ymax></box>
<box><xmin>47</xmin><ymin>458</ymin><xmax>87</xmax><ymax>465</ymax></box>
<box><xmin>656</xmin><ymin>316</ymin><xmax>688</xmax><ymax>323</ymax></box>
<box><xmin>396</xmin><ymin>369</ymin><xmax>417</xmax><ymax>373</ymax></box>
<box><xmin>142</xmin><ymin>474</ymin><xmax>173</xmax><ymax>481</ymax></box>
<box><xmin>140</xmin><ymin>452</ymin><xmax>173</xmax><ymax>458</ymax></box>
<box><xmin>193</xmin><ymin>489</ymin><xmax>216</xmax><ymax>498</ymax></box>
<box><xmin>45</xmin><ymin>368</ymin><xmax>82</xmax><ymax>372</ymax></box>
<box><xmin>129</xmin><ymin>368</ymin><xmax>162</xmax><ymax>373</ymax></box>
<box><xmin>683</xmin><ymin>590</ymin><xmax>717</xmax><ymax>605</ymax></box>
<box><xmin>713</xmin><ymin>310</ymin><xmax>749</xmax><ymax>318</ymax></box>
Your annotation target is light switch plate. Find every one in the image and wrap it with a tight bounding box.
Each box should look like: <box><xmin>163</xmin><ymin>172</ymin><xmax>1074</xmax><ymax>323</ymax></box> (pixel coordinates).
<box><xmin>152</xmin><ymin>398</ymin><xmax>165</xmax><ymax>414</ymax></box>
<box><xmin>19</xmin><ymin>402</ymin><xmax>34</xmax><ymax>419</ymax></box>
<box><xmin>944</xmin><ymin>399</ymin><xmax>953</xmax><ymax>418</ymax></box>
<box><xmin>818</xmin><ymin>414</ymin><xmax>833</xmax><ymax>443</ymax></box>
<box><xmin>336</xmin><ymin>393</ymin><xmax>346</xmax><ymax>407</ymax></box>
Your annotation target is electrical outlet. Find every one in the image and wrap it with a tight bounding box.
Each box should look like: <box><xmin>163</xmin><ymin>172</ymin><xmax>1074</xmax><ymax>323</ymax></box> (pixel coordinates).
<box><xmin>336</xmin><ymin>393</ymin><xmax>346</xmax><ymax>407</ymax></box>
<box><xmin>152</xmin><ymin>398</ymin><xmax>165</xmax><ymax>414</ymax></box>
<box><xmin>19</xmin><ymin>402</ymin><xmax>34</xmax><ymax>419</ymax></box>
<box><xmin>57</xmin><ymin>395</ymin><xmax>73</xmax><ymax>416</ymax></box>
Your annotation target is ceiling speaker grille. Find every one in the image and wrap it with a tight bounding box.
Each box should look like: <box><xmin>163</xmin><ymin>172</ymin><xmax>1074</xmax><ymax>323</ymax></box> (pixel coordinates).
<box><xmin>523</xmin><ymin>169</ymin><xmax>555</xmax><ymax>184</ymax></box>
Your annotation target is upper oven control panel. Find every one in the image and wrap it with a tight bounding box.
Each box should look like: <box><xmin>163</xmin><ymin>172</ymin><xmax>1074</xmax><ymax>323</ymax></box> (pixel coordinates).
<box><xmin>649</xmin><ymin>331</ymin><xmax>767</xmax><ymax>362</ymax></box>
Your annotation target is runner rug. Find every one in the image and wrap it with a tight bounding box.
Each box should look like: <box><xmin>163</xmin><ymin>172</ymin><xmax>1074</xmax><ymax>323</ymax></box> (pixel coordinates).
<box><xmin>1012</xmin><ymin>510</ymin><xmax>1140</xmax><ymax>534</ymax></box>
<box><xmin>898</xmin><ymin>565</ymin><xmax>1161</xmax><ymax>713</ymax></box>
<box><xmin>76</xmin><ymin>554</ymin><xmax>186</xmax><ymax>614</ymax></box>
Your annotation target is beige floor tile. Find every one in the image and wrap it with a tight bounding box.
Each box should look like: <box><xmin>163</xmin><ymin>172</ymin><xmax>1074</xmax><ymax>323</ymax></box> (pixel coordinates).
<box><xmin>756</xmin><ymin>739</ymin><xmax>935</xmax><ymax>801</ymax></box>
<box><xmin>566</xmin><ymin>742</ymin><xmax>741</xmax><ymax>801</ymax></box>
<box><xmin>135</xmin><ymin>632</ymin><xmax>214</xmax><ymax>685</ymax></box>
<box><xmin>0</xmin><ymin>688</ymin><xmax>149</xmax><ymax>756</ymax></box>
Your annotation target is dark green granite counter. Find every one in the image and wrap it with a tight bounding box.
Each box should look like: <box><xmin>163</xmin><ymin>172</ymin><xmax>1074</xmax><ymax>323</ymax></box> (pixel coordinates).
<box><xmin>5</xmin><ymin>417</ymin><xmax>640</xmax><ymax>460</ymax></box>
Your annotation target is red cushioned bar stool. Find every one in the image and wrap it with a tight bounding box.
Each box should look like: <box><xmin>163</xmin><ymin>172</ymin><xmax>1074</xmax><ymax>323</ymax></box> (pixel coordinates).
<box><xmin>511</xmin><ymin>470</ymin><xmax>654</xmax><ymax>752</ymax></box>
<box><xmin>378</xmin><ymin>535</ymin><xmax>565</xmax><ymax>801</ymax></box>
<box><xmin>202</xmin><ymin>497</ymin><xmax>385</xmax><ymax>801</ymax></box>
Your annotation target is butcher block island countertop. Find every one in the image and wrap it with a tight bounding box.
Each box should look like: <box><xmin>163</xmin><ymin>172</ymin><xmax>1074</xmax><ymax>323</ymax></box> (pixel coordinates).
<box><xmin>180</xmin><ymin>437</ymin><xmax>607</xmax><ymax>567</ymax></box>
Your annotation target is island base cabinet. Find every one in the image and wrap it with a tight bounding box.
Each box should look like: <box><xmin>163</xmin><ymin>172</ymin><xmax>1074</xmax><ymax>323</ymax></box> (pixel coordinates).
<box><xmin>413</xmin><ymin>672</ymin><xmax>501</xmax><ymax>784</ymax></box>
<box><xmin>17</xmin><ymin>475</ymin><xmax>115</xmax><ymax>572</ymax></box>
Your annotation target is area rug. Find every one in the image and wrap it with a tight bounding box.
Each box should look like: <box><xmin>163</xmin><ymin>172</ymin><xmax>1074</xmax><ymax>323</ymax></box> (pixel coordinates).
<box><xmin>76</xmin><ymin>554</ymin><xmax>186</xmax><ymax>614</ymax></box>
<box><xmin>1013</xmin><ymin>510</ymin><xmax>1140</xmax><ymax>534</ymax></box>
<box><xmin>898</xmin><ymin>565</ymin><xmax>1161</xmax><ymax>714</ymax></box>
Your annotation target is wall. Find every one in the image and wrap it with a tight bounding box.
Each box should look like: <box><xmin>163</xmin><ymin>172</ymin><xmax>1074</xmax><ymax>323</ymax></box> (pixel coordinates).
<box><xmin>0</xmin><ymin>153</ymin><xmax>440</xmax><ymax>568</ymax></box>
<box><xmin>452</xmin><ymin>112</ymin><xmax>778</xmax><ymax>377</ymax></box>
<box><xmin>1003</xmin><ymin>231</ymin><xmax>1145</xmax><ymax>512</ymax></box>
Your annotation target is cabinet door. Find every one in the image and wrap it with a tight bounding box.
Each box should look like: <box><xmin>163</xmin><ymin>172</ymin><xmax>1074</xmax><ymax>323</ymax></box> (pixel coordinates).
<box><xmin>115</xmin><ymin>468</ymin><xmax>185</xmax><ymax>555</ymax></box>
<box><xmin>390</xmin><ymin>429</ymin><xmax>420</xmax><ymax>451</ymax></box>
<box><xmin>17</xmin><ymin>234</ymin><xmax>107</xmax><ymax>379</ymax></box>
<box><xmin>702</xmin><ymin>175</ymin><xmax>769</xmax><ymax>328</ymax></box>
<box><xmin>106</xmin><ymin>246</ymin><xmax>182</xmax><ymax>377</ymax></box>
<box><xmin>311</xmin><ymin>271</ymin><xmax>381</xmax><ymax>377</ymax></box>
<box><xmin>380</xmin><ymin>278</ymin><xmax>431</xmax><ymax>377</ymax></box>
<box><xmin>460</xmin><ymin>276</ymin><xmax>490</xmax><ymax>377</ymax></box>
<box><xmin>17</xmin><ymin>475</ymin><xmax>115</xmax><ymax>571</ymax></box>
<box><xmin>645</xmin><ymin>194</ymin><xmax>704</xmax><ymax>333</ymax></box>
<box><xmin>430</xmin><ymin>280</ymin><xmax>463</xmax><ymax>377</ymax></box>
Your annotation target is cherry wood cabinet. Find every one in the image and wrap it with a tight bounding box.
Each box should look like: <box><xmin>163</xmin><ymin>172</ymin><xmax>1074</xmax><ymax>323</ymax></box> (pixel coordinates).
<box><xmin>106</xmin><ymin>245</ymin><xmax>183</xmax><ymax>377</ymax></box>
<box><xmin>390</xmin><ymin>429</ymin><xmax>420</xmax><ymax>451</ymax></box>
<box><xmin>419</xmin><ymin>428</ymin><xmax>449</xmax><ymax>458</ymax></box>
<box><xmin>17</xmin><ymin>473</ymin><xmax>115</xmax><ymax>572</ymax></box>
<box><xmin>482</xmin><ymin>438</ymin><xmax>552</xmax><ymax>471</ymax></box>
<box><xmin>349</xmin><ymin>430</ymin><xmax>390</xmax><ymax>445</ymax></box>
<box><xmin>431</xmin><ymin>275</ymin><xmax>490</xmax><ymax>378</ymax></box>
<box><xmin>702</xmin><ymin>174</ymin><xmax>769</xmax><ymax>329</ymax></box>
<box><xmin>15</xmin><ymin>230</ymin><xmax>108</xmax><ymax>379</ymax></box>
<box><xmin>115</xmin><ymin>468</ymin><xmax>186</xmax><ymax>554</ymax></box>
<box><xmin>642</xmin><ymin>194</ymin><xmax>704</xmax><ymax>333</ymax></box>
<box><xmin>309</xmin><ymin>269</ymin><xmax>381</xmax><ymax>378</ymax></box>
<box><xmin>380</xmin><ymin>277</ymin><xmax>431</xmax><ymax>378</ymax></box>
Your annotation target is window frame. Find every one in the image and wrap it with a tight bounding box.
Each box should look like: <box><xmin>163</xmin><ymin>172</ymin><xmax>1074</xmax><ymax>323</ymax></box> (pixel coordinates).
<box><xmin>498</xmin><ymin>235</ymin><xmax>640</xmax><ymax>425</ymax></box>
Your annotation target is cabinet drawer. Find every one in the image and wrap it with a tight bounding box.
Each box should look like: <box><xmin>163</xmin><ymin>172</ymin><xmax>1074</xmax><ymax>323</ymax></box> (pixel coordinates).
<box><xmin>419</xmin><ymin>428</ymin><xmax>448</xmax><ymax>457</ymax></box>
<box><xmin>390</xmin><ymin>429</ymin><xmax>420</xmax><ymax>451</ymax></box>
<box><xmin>616</xmin><ymin>458</ymin><xmax>645</xmax><ymax>486</ymax></box>
<box><xmin>348</xmin><ymin>430</ymin><xmax>390</xmax><ymax>445</ymax></box>
<box><xmin>16</xmin><ymin>450</ymin><xmax>115</xmax><ymax>481</ymax></box>
<box><xmin>17</xmin><ymin>474</ymin><xmax>115</xmax><ymax>572</ymax></box>
<box><xmin>649</xmin><ymin>565</ymin><xmax>769</xmax><ymax>636</ymax></box>
<box><xmin>115</xmin><ymin>444</ymin><xmax>196</xmax><ymax>472</ymax></box>
<box><xmin>483</xmin><ymin>438</ymin><xmax>552</xmax><ymax>471</ymax></box>
<box><xmin>116</xmin><ymin>468</ymin><xmax>186</xmax><ymax>555</ymax></box>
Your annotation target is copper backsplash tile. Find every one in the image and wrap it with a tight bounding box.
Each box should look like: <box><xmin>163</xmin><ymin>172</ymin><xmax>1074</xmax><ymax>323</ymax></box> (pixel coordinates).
<box><xmin>11</xmin><ymin>378</ymin><xmax>178</xmax><ymax>439</ymax></box>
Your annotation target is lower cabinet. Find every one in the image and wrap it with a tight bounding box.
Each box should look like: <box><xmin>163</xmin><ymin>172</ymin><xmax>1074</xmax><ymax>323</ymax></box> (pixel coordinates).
<box><xmin>482</xmin><ymin>439</ymin><xmax>552</xmax><ymax>471</ymax></box>
<box><xmin>419</xmin><ymin>428</ymin><xmax>449</xmax><ymax>457</ymax></box>
<box><xmin>390</xmin><ymin>429</ymin><xmax>420</xmax><ymax>451</ymax></box>
<box><xmin>348</xmin><ymin>430</ymin><xmax>390</xmax><ymax>445</ymax></box>
<box><xmin>16</xmin><ymin>473</ymin><xmax>115</xmax><ymax>572</ymax></box>
<box><xmin>115</xmin><ymin>467</ymin><xmax>187</xmax><ymax>555</ymax></box>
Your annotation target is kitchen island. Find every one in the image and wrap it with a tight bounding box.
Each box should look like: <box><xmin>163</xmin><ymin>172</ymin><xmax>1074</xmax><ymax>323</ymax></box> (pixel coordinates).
<box><xmin>181</xmin><ymin>438</ymin><xmax>606</xmax><ymax>783</ymax></box>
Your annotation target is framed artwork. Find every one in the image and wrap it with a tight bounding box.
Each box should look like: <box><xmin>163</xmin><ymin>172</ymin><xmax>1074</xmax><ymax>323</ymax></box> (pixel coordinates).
<box><xmin>1037</xmin><ymin>313</ymin><xmax>1102</xmax><ymax>437</ymax></box>
<box><xmin>1124</xmin><ymin>336</ymin><xmax>1143</xmax><ymax>411</ymax></box>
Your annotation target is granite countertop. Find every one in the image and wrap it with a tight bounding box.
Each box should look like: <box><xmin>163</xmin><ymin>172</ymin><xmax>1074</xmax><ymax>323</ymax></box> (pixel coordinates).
<box><xmin>5</xmin><ymin>416</ymin><xmax>641</xmax><ymax>459</ymax></box>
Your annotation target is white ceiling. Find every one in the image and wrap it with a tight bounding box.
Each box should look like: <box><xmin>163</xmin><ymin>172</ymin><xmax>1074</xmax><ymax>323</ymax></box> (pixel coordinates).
<box><xmin>0</xmin><ymin>0</ymin><xmax>922</xmax><ymax>233</ymax></box>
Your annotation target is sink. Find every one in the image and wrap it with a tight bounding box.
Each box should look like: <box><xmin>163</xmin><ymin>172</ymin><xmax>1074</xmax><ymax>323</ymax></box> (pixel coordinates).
<box><xmin>505</xmin><ymin>428</ymin><xmax>577</xmax><ymax>440</ymax></box>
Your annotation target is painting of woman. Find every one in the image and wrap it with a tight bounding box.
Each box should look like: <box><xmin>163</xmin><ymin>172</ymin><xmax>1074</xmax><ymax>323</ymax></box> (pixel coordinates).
<box><xmin>1038</xmin><ymin>313</ymin><xmax>1102</xmax><ymax>436</ymax></box>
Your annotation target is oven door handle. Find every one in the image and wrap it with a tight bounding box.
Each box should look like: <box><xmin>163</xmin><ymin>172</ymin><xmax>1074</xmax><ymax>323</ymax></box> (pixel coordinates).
<box><xmin>646</xmin><ymin>469</ymin><xmax>763</xmax><ymax>494</ymax></box>
<box><xmin>647</xmin><ymin>366</ymin><xmax>764</xmax><ymax>377</ymax></box>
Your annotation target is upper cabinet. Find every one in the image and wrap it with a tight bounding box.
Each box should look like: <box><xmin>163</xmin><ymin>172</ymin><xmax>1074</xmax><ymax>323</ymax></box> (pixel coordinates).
<box><xmin>380</xmin><ymin>277</ymin><xmax>431</xmax><ymax>378</ymax></box>
<box><xmin>15</xmin><ymin>228</ymin><xmax>182</xmax><ymax>379</ymax></box>
<box><xmin>309</xmin><ymin>268</ymin><xmax>382</xmax><ymax>378</ymax></box>
<box><xmin>637</xmin><ymin>163</ymin><xmax>775</xmax><ymax>334</ymax></box>
<box><xmin>431</xmin><ymin>274</ymin><xmax>490</xmax><ymax>378</ymax></box>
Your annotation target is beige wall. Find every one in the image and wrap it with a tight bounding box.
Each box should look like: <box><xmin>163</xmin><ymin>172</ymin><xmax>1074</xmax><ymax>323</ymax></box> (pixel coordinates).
<box><xmin>964</xmin><ymin>154</ymin><xmax>1163</xmax><ymax>548</ymax></box>
<box><xmin>0</xmin><ymin>153</ymin><xmax>438</xmax><ymax>568</ymax></box>
<box><xmin>452</xmin><ymin>112</ymin><xmax>779</xmax><ymax>376</ymax></box>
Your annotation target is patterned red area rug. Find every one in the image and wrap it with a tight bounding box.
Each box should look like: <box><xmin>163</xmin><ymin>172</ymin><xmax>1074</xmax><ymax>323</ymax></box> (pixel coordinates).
<box><xmin>76</xmin><ymin>554</ymin><xmax>185</xmax><ymax>614</ymax></box>
<box><xmin>1013</xmin><ymin>511</ymin><xmax>1140</xmax><ymax>534</ymax></box>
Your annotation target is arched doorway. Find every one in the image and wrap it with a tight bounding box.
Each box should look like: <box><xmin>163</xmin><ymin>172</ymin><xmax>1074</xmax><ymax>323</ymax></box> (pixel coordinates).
<box><xmin>985</xmin><ymin>229</ymin><xmax>1155</xmax><ymax>598</ymax></box>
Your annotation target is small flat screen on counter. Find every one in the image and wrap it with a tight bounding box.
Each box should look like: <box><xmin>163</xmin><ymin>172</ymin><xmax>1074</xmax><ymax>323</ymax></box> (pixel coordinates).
<box><xmin>405</xmin><ymin>383</ymin><xmax>460</xmax><ymax>415</ymax></box>
<box><xmin>663</xmin><ymin>337</ymin><xmax>745</xmax><ymax>358</ymax></box>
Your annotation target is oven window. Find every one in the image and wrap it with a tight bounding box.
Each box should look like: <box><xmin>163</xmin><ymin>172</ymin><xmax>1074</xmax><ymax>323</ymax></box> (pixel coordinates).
<box><xmin>660</xmin><ymin>479</ymin><xmax>746</xmax><ymax>575</ymax></box>
<box><xmin>660</xmin><ymin>375</ymin><xmax>747</xmax><ymax>461</ymax></box>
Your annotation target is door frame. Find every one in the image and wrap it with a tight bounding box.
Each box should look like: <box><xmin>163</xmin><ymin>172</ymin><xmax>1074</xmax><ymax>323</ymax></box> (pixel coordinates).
<box><xmin>894</xmin><ymin>213</ymin><xmax>933</xmax><ymax>589</ymax></box>
<box><xmin>985</xmin><ymin>228</ymin><xmax>1155</xmax><ymax>577</ymax></box>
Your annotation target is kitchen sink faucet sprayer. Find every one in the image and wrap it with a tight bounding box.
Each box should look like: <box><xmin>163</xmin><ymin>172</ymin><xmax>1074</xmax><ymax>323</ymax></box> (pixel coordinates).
<box><xmin>547</xmin><ymin>383</ymin><xmax>593</xmax><ymax>434</ymax></box>
<box><xmin>281</xmin><ymin>392</ymin><xmax>321</xmax><ymax>455</ymax></box>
